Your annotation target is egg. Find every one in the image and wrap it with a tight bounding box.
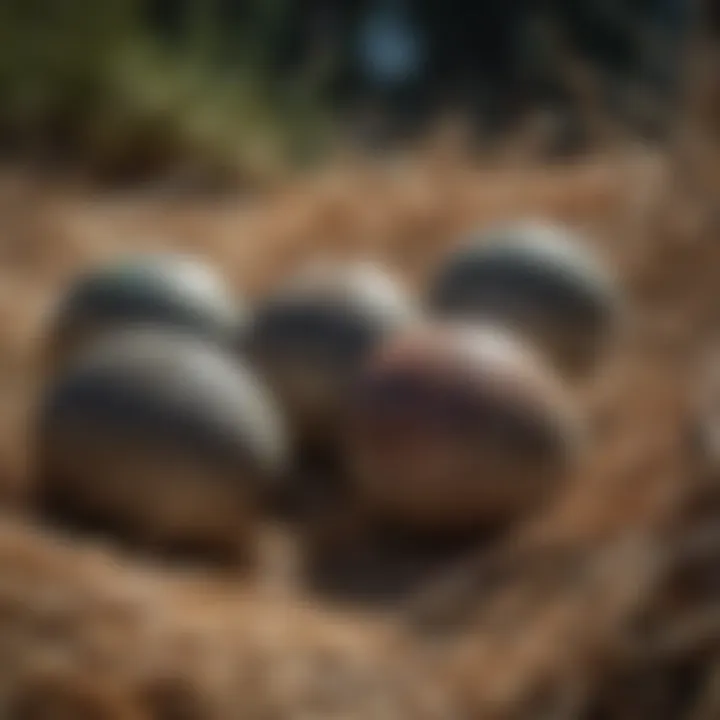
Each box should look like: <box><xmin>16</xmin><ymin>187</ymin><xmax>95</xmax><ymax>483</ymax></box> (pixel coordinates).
<box><xmin>35</xmin><ymin>328</ymin><xmax>289</xmax><ymax>564</ymax></box>
<box><xmin>428</xmin><ymin>220</ymin><xmax>622</xmax><ymax>377</ymax></box>
<box><xmin>45</xmin><ymin>252</ymin><xmax>244</xmax><ymax>369</ymax></box>
<box><xmin>245</xmin><ymin>259</ymin><xmax>417</xmax><ymax>448</ymax></box>
<box><xmin>344</xmin><ymin>323</ymin><xmax>584</xmax><ymax>533</ymax></box>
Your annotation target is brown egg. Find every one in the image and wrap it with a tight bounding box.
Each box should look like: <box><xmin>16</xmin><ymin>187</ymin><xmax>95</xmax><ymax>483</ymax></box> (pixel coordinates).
<box><xmin>344</xmin><ymin>323</ymin><xmax>584</xmax><ymax>533</ymax></box>
<box><xmin>692</xmin><ymin>349</ymin><xmax>720</xmax><ymax>477</ymax></box>
<box><xmin>35</xmin><ymin>328</ymin><xmax>289</xmax><ymax>565</ymax></box>
<box><xmin>244</xmin><ymin>259</ymin><xmax>417</xmax><ymax>448</ymax></box>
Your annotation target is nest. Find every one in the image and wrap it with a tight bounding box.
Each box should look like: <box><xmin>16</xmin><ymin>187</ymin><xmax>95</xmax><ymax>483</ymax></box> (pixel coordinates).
<box><xmin>0</xmin><ymin>136</ymin><xmax>716</xmax><ymax>718</ymax></box>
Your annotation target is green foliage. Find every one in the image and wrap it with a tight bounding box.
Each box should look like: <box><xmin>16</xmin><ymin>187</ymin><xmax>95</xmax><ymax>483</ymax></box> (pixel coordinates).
<box><xmin>0</xmin><ymin>0</ymin><xmax>327</xmax><ymax>183</ymax></box>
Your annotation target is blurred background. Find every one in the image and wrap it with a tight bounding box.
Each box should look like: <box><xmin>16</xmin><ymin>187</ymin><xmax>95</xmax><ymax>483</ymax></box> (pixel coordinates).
<box><xmin>0</xmin><ymin>0</ymin><xmax>712</xmax><ymax>182</ymax></box>
<box><xmin>0</xmin><ymin>2</ymin><xmax>718</xmax><ymax>719</ymax></box>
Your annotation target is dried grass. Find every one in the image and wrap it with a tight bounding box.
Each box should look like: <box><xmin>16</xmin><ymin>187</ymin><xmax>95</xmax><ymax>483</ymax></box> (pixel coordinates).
<box><xmin>0</xmin><ymin>94</ymin><xmax>716</xmax><ymax>718</ymax></box>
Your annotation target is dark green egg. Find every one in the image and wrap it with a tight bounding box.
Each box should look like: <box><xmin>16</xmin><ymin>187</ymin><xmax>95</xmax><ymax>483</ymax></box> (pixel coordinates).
<box><xmin>428</xmin><ymin>220</ymin><xmax>623</xmax><ymax>376</ymax></box>
<box><xmin>46</xmin><ymin>253</ymin><xmax>244</xmax><ymax>368</ymax></box>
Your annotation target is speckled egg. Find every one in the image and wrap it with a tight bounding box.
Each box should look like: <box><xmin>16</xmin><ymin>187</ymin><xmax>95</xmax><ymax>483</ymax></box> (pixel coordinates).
<box><xmin>344</xmin><ymin>322</ymin><xmax>584</xmax><ymax>533</ymax></box>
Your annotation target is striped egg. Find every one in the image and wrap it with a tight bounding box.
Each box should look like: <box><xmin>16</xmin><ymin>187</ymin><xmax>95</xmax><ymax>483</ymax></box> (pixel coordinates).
<box><xmin>428</xmin><ymin>220</ymin><xmax>622</xmax><ymax>377</ymax></box>
<box><xmin>35</xmin><ymin>328</ymin><xmax>289</xmax><ymax>564</ymax></box>
<box><xmin>245</xmin><ymin>259</ymin><xmax>417</xmax><ymax>448</ymax></box>
<box><xmin>45</xmin><ymin>252</ymin><xmax>244</xmax><ymax>369</ymax></box>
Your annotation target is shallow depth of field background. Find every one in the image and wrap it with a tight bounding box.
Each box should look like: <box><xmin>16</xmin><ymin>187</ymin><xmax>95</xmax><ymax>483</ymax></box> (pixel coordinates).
<box><xmin>0</xmin><ymin>2</ymin><xmax>718</xmax><ymax>718</ymax></box>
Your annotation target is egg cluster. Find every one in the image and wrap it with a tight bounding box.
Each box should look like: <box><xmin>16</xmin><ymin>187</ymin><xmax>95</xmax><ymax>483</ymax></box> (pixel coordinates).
<box><xmin>35</xmin><ymin>221</ymin><xmax>623</xmax><ymax>563</ymax></box>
